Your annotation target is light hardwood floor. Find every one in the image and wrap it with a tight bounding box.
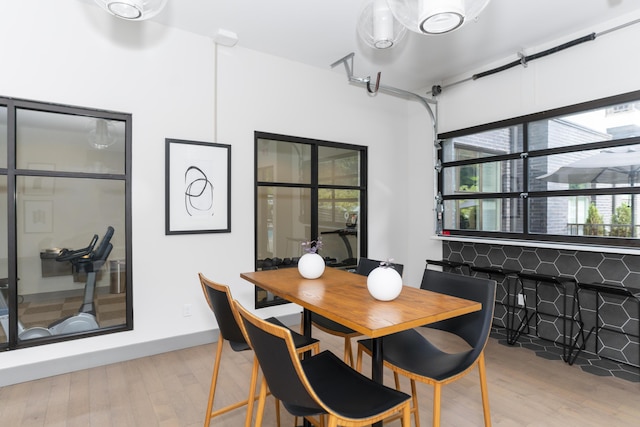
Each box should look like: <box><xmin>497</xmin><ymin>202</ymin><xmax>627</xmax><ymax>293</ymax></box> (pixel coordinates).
<box><xmin>0</xmin><ymin>325</ymin><xmax>638</xmax><ymax>426</ymax></box>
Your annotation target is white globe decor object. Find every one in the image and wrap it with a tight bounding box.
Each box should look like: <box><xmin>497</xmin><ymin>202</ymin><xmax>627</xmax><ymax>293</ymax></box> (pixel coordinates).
<box><xmin>367</xmin><ymin>263</ymin><xmax>403</xmax><ymax>301</ymax></box>
<box><xmin>297</xmin><ymin>253</ymin><xmax>326</xmax><ymax>279</ymax></box>
<box><xmin>386</xmin><ymin>0</ymin><xmax>491</xmax><ymax>35</ymax></box>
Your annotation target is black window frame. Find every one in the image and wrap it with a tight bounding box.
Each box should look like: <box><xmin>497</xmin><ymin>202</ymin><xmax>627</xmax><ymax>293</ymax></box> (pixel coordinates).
<box><xmin>438</xmin><ymin>89</ymin><xmax>640</xmax><ymax>248</ymax></box>
<box><xmin>254</xmin><ymin>131</ymin><xmax>368</xmax><ymax>308</ymax></box>
<box><xmin>0</xmin><ymin>96</ymin><xmax>133</xmax><ymax>350</ymax></box>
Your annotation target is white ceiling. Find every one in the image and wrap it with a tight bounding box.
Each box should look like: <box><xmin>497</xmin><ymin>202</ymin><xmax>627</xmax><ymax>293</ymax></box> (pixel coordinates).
<box><xmin>95</xmin><ymin>0</ymin><xmax>640</xmax><ymax>92</ymax></box>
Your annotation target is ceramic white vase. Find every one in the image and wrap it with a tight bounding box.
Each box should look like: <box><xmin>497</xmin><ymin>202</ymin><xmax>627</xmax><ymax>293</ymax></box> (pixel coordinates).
<box><xmin>297</xmin><ymin>253</ymin><xmax>325</xmax><ymax>279</ymax></box>
<box><xmin>367</xmin><ymin>266</ymin><xmax>403</xmax><ymax>301</ymax></box>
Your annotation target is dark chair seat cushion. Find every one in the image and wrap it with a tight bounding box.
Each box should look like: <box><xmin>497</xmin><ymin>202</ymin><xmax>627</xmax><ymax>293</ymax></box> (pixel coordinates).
<box><xmin>302</xmin><ymin>351</ymin><xmax>409</xmax><ymax>419</ymax></box>
<box><xmin>227</xmin><ymin>317</ymin><xmax>317</xmax><ymax>352</ymax></box>
<box><xmin>358</xmin><ymin>330</ymin><xmax>475</xmax><ymax>382</ymax></box>
<box><xmin>228</xmin><ymin>339</ymin><xmax>251</xmax><ymax>352</ymax></box>
<box><xmin>310</xmin><ymin>313</ymin><xmax>356</xmax><ymax>335</ymax></box>
<box><xmin>267</xmin><ymin>316</ymin><xmax>319</xmax><ymax>350</ymax></box>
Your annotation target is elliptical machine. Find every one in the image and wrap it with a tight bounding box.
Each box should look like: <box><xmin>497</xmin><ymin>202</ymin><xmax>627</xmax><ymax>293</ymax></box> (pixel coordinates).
<box><xmin>11</xmin><ymin>226</ymin><xmax>114</xmax><ymax>340</ymax></box>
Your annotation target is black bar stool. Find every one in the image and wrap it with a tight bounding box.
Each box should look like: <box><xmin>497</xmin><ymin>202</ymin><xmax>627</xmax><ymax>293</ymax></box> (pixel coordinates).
<box><xmin>470</xmin><ymin>266</ymin><xmax>519</xmax><ymax>330</ymax></box>
<box><xmin>425</xmin><ymin>259</ymin><xmax>471</xmax><ymax>275</ymax></box>
<box><xmin>568</xmin><ymin>282</ymin><xmax>640</xmax><ymax>367</ymax></box>
<box><xmin>511</xmin><ymin>272</ymin><xmax>579</xmax><ymax>362</ymax></box>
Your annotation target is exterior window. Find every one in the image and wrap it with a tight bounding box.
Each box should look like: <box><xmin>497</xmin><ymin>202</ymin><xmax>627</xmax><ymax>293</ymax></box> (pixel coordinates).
<box><xmin>254</xmin><ymin>132</ymin><xmax>367</xmax><ymax>308</ymax></box>
<box><xmin>438</xmin><ymin>91</ymin><xmax>640</xmax><ymax>246</ymax></box>
<box><xmin>0</xmin><ymin>98</ymin><xmax>132</xmax><ymax>350</ymax></box>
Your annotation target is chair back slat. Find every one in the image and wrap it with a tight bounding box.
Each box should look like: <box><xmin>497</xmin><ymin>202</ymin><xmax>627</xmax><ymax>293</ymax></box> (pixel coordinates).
<box><xmin>199</xmin><ymin>274</ymin><xmax>247</xmax><ymax>346</ymax></box>
<box><xmin>419</xmin><ymin>269</ymin><xmax>496</xmax><ymax>349</ymax></box>
<box><xmin>236</xmin><ymin>304</ymin><xmax>322</xmax><ymax>412</ymax></box>
<box><xmin>356</xmin><ymin>257</ymin><xmax>404</xmax><ymax>277</ymax></box>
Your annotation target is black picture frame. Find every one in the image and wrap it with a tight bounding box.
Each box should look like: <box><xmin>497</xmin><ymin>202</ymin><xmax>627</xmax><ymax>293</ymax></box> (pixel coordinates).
<box><xmin>165</xmin><ymin>139</ymin><xmax>231</xmax><ymax>234</ymax></box>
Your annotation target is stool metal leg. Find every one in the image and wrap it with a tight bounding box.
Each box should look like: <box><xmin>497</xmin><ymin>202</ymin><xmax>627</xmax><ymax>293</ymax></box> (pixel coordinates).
<box><xmin>567</xmin><ymin>290</ymin><xmax>591</xmax><ymax>365</ymax></box>
<box><xmin>507</xmin><ymin>276</ymin><xmax>533</xmax><ymax>345</ymax></box>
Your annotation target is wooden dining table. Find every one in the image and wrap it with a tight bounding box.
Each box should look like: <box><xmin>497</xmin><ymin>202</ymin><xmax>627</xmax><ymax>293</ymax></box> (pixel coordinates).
<box><xmin>240</xmin><ymin>266</ymin><xmax>481</xmax><ymax>426</ymax></box>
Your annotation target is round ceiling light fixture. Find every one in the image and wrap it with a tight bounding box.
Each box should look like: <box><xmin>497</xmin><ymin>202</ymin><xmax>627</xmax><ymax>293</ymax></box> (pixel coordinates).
<box><xmin>94</xmin><ymin>0</ymin><xmax>168</xmax><ymax>21</ymax></box>
<box><xmin>387</xmin><ymin>0</ymin><xmax>491</xmax><ymax>35</ymax></box>
<box><xmin>357</xmin><ymin>0</ymin><xmax>407</xmax><ymax>49</ymax></box>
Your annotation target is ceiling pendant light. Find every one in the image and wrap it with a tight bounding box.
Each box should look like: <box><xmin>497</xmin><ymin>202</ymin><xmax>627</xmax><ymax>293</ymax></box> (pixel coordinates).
<box><xmin>88</xmin><ymin>118</ymin><xmax>116</xmax><ymax>150</ymax></box>
<box><xmin>93</xmin><ymin>0</ymin><xmax>168</xmax><ymax>21</ymax></box>
<box><xmin>387</xmin><ymin>0</ymin><xmax>491</xmax><ymax>35</ymax></box>
<box><xmin>421</xmin><ymin>0</ymin><xmax>465</xmax><ymax>34</ymax></box>
<box><xmin>357</xmin><ymin>0</ymin><xmax>407</xmax><ymax>49</ymax></box>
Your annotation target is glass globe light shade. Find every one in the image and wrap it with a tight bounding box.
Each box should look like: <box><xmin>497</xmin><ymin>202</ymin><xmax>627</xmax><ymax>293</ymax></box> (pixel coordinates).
<box><xmin>387</xmin><ymin>0</ymin><xmax>491</xmax><ymax>35</ymax></box>
<box><xmin>357</xmin><ymin>0</ymin><xmax>407</xmax><ymax>49</ymax></box>
<box><xmin>93</xmin><ymin>0</ymin><xmax>168</xmax><ymax>21</ymax></box>
<box><xmin>88</xmin><ymin>118</ymin><xmax>117</xmax><ymax>150</ymax></box>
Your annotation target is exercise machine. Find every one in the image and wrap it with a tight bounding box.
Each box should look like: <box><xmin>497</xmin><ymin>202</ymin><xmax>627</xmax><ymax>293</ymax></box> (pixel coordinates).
<box><xmin>0</xmin><ymin>226</ymin><xmax>114</xmax><ymax>340</ymax></box>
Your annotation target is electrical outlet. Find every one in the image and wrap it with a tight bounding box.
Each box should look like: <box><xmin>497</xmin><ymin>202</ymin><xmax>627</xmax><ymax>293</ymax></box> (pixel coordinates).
<box><xmin>517</xmin><ymin>293</ymin><xmax>525</xmax><ymax>307</ymax></box>
<box><xmin>183</xmin><ymin>304</ymin><xmax>192</xmax><ymax>317</ymax></box>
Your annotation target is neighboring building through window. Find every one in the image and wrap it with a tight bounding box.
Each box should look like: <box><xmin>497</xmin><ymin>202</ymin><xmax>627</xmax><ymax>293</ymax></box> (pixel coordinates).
<box><xmin>254</xmin><ymin>132</ymin><xmax>367</xmax><ymax>307</ymax></box>
<box><xmin>438</xmin><ymin>90</ymin><xmax>640</xmax><ymax>246</ymax></box>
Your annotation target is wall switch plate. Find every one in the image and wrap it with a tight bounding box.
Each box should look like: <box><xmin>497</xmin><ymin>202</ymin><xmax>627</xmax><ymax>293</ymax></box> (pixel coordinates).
<box><xmin>183</xmin><ymin>304</ymin><xmax>192</xmax><ymax>317</ymax></box>
<box><xmin>517</xmin><ymin>293</ymin><xmax>526</xmax><ymax>307</ymax></box>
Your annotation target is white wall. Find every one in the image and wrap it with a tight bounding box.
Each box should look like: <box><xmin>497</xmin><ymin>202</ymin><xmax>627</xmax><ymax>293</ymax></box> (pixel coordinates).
<box><xmin>212</xmin><ymin>46</ymin><xmax>418</xmax><ymax>312</ymax></box>
<box><xmin>0</xmin><ymin>0</ymin><xmax>415</xmax><ymax>385</ymax></box>
<box><xmin>435</xmin><ymin>10</ymin><xmax>640</xmax><ymax>133</ymax></box>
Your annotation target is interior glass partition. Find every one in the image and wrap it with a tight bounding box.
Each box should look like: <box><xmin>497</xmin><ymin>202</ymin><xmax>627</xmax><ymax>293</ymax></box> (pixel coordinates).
<box><xmin>0</xmin><ymin>107</ymin><xmax>7</xmax><ymax>345</ymax></box>
<box><xmin>0</xmin><ymin>98</ymin><xmax>131</xmax><ymax>349</ymax></box>
<box><xmin>255</xmin><ymin>132</ymin><xmax>367</xmax><ymax>308</ymax></box>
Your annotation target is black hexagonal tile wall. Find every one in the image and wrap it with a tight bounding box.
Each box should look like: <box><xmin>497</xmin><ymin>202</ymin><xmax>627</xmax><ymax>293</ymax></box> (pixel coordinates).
<box><xmin>442</xmin><ymin>241</ymin><xmax>640</xmax><ymax>371</ymax></box>
<box><xmin>557</xmin><ymin>254</ymin><xmax>580</xmax><ymax>276</ymax></box>
<box><xmin>575</xmin><ymin>251</ymin><xmax>604</xmax><ymax>268</ymax></box>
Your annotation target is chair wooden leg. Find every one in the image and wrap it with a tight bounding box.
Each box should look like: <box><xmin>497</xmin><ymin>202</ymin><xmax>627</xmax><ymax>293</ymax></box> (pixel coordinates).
<box><xmin>254</xmin><ymin>376</ymin><xmax>269</xmax><ymax>427</ymax></box>
<box><xmin>343</xmin><ymin>337</ymin><xmax>354</xmax><ymax>366</ymax></box>
<box><xmin>394</xmin><ymin>372</ymin><xmax>400</xmax><ymax>390</ymax></box>
<box><xmin>432</xmin><ymin>383</ymin><xmax>442</xmax><ymax>427</ymax></box>
<box><xmin>410</xmin><ymin>379</ymin><xmax>420</xmax><ymax>427</ymax></box>
<box><xmin>204</xmin><ymin>336</ymin><xmax>225</xmax><ymax>426</ymax></box>
<box><xmin>401</xmin><ymin>401</ymin><xmax>411</xmax><ymax>427</ymax></box>
<box><xmin>206</xmin><ymin>337</ymin><xmax>263</xmax><ymax>424</ymax></box>
<box><xmin>355</xmin><ymin>346</ymin><xmax>363</xmax><ymax>372</ymax></box>
<box><xmin>274</xmin><ymin>398</ymin><xmax>281</xmax><ymax>427</ymax></box>
<box><xmin>478</xmin><ymin>353</ymin><xmax>492</xmax><ymax>427</ymax></box>
<box><xmin>244</xmin><ymin>356</ymin><xmax>260</xmax><ymax>427</ymax></box>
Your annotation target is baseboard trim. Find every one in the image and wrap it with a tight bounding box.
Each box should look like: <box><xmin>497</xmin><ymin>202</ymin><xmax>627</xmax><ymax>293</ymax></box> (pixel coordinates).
<box><xmin>0</xmin><ymin>312</ymin><xmax>301</xmax><ymax>387</ymax></box>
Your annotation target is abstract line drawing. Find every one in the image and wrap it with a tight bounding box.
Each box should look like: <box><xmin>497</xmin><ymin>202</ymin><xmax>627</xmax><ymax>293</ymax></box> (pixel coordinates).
<box><xmin>184</xmin><ymin>165</ymin><xmax>214</xmax><ymax>216</ymax></box>
<box><xmin>166</xmin><ymin>139</ymin><xmax>231</xmax><ymax>234</ymax></box>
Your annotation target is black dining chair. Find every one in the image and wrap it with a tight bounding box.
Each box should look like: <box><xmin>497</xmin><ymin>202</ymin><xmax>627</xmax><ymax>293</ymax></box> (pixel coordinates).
<box><xmin>307</xmin><ymin>257</ymin><xmax>404</xmax><ymax>367</ymax></box>
<box><xmin>198</xmin><ymin>273</ymin><xmax>320</xmax><ymax>426</ymax></box>
<box><xmin>234</xmin><ymin>299</ymin><xmax>412</xmax><ymax>427</ymax></box>
<box><xmin>356</xmin><ymin>269</ymin><xmax>496</xmax><ymax>427</ymax></box>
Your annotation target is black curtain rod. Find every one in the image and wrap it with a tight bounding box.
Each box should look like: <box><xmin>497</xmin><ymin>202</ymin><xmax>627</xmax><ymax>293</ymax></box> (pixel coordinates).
<box><xmin>472</xmin><ymin>32</ymin><xmax>597</xmax><ymax>80</ymax></box>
